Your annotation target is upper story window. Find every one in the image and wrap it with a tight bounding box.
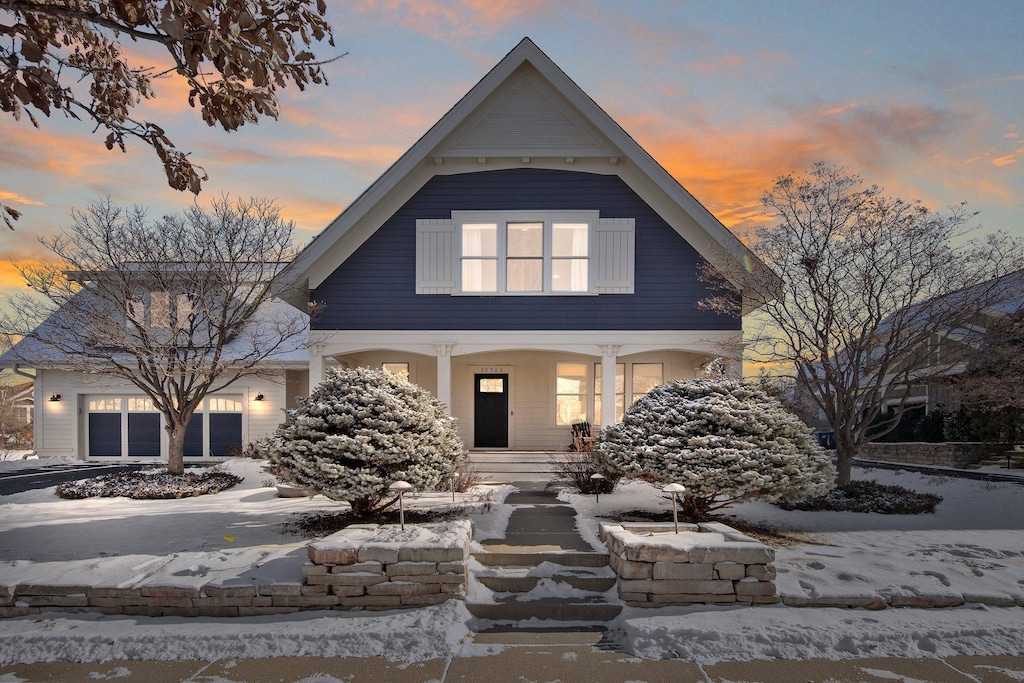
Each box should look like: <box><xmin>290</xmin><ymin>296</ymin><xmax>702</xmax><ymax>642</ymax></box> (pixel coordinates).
<box><xmin>457</xmin><ymin>212</ymin><xmax>593</xmax><ymax>295</ymax></box>
<box><xmin>416</xmin><ymin>212</ymin><xmax>634</xmax><ymax>296</ymax></box>
<box><xmin>128</xmin><ymin>292</ymin><xmax>194</xmax><ymax>330</ymax></box>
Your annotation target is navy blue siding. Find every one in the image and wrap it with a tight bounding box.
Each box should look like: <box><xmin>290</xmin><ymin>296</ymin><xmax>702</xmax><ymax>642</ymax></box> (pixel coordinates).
<box><xmin>312</xmin><ymin>169</ymin><xmax>740</xmax><ymax>331</ymax></box>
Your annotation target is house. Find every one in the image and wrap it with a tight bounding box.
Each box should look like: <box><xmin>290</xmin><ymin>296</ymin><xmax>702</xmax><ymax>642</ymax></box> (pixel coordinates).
<box><xmin>0</xmin><ymin>38</ymin><xmax>768</xmax><ymax>462</ymax></box>
<box><xmin>276</xmin><ymin>38</ymin><xmax>769</xmax><ymax>452</ymax></box>
<box><xmin>0</xmin><ymin>285</ymin><xmax>309</xmax><ymax>462</ymax></box>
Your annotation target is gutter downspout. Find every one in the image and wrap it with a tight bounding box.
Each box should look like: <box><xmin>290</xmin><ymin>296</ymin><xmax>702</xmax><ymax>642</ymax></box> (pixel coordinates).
<box><xmin>11</xmin><ymin>364</ymin><xmax>38</xmax><ymax>458</ymax></box>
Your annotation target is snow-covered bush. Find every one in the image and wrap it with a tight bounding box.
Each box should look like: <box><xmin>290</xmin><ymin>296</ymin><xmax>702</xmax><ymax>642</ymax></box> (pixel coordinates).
<box><xmin>594</xmin><ymin>378</ymin><xmax>834</xmax><ymax>520</ymax></box>
<box><xmin>267</xmin><ymin>367</ymin><xmax>466</xmax><ymax>517</ymax></box>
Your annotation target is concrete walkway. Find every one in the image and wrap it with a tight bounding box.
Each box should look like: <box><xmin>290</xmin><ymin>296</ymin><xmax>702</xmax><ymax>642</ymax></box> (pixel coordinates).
<box><xmin>4</xmin><ymin>650</ymin><xmax>1024</xmax><ymax>682</ymax></box>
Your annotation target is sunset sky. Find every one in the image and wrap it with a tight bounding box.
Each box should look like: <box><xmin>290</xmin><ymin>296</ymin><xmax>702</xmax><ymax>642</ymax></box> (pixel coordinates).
<box><xmin>1</xmin><ymin>0</ymin><xmax>1022</xmax><ymax>307</ymax></box>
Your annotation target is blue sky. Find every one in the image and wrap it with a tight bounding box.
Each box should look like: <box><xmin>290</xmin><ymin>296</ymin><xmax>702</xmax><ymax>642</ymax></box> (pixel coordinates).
<box><xmin>1</xmin><ymin>1</ymin><xmax>1022</xmax><ymax>297</ymax></box>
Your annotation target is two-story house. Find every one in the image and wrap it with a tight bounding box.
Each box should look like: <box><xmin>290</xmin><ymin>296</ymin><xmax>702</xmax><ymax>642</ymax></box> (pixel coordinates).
<box><xmin>2</xmin><ymin>38</ymin><xmax>769</xmax><ymax>463</ymax></box>
<box><xmin>277</xmin><ymin>38</ymin><xmax>769</xmax><ymax>453</ymax></box>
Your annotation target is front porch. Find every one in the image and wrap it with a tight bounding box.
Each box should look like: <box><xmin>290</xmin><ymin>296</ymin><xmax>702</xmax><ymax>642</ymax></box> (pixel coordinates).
<box><xmin>308</xmin><ymin>331</ymin><xmax>737</xmax><ymax>452</ymax></box>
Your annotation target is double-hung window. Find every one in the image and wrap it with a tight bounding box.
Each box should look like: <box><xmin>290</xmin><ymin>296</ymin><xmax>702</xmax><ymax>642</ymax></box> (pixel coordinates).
<box><xmin>457</xmin><ymin>212</ymin><xmax>594</xmax><ymax>294</ymax></box>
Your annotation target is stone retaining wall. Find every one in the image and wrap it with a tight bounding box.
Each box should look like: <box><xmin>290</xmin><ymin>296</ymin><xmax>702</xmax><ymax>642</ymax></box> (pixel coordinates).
<box><xmin>303</xmin><ymin>520</ymin><xmax>470</xmax><ymax>610</ymax></box>
<box><xmin>0</xmin><ymin>520</ymin><xmax>471</xmax><ymax>619</ymax></box>
<box><xmin>859</xmin><ymin>442</ymin><xmax>1003</xmax><ymax>468</ymax></box>
<box><xmin>599</xmin><ymin>522</ymin><xmax>779</xmax><ymax>606</ymax></box>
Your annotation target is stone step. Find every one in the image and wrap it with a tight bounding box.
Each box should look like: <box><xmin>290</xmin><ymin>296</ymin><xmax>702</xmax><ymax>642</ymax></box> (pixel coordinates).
<box><xmin>466</xmin><ymin>598</ymin><xmax>622</xmax><ymax>622</ymax></box>
<box><xmin>476</xmin><ymin>472</ymin><xmax>554</xmax><ymax>484</ymax></box>
<box><xmin>476</xmin><ymin>575</ymin><xmax>617</xmax><ymax>593</ymax></box>
<box><xmin>468</xmin><ymin>462</ymin><xmax>556</xmax><ymax>473</ymax></box>
<box><xmin>468</xmin><ymin>452</ymin><xmax>563</xmax><ymax>464</ymax></box>
<box><xmin>471</xmin><ymin>626</ymin><xmax>607</xmax><ymax>645</ymax></box>
<box><xmin>472</xmin><ymin>552</ymin><xmax>610</xmax><ymax>568</ymax></box>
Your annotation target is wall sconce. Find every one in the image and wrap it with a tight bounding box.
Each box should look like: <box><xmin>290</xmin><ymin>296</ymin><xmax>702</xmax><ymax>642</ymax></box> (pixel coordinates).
<box><xmin>254</xmin><ymin>393</ymin><xmax>265</xmax><ymax>402</ymax></box>
<box><xmin>49</xmin><ymin>393</ymin><xmax>62</xmax><ymax>402</ymax></box>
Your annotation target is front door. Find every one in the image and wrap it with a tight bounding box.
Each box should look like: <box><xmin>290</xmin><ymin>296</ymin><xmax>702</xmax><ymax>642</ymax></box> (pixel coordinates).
<box><xmin>474</xmin><ymin>373</ymin><xmax>509</xmax><ymax>448</ymax></box>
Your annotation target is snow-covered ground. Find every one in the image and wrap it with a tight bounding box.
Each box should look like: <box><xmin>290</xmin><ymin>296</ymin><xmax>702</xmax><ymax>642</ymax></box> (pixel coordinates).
<box><xmin>1</xmin><ymin>460</ymin><xmax>1023</xmax><ymax>665</ymax></box>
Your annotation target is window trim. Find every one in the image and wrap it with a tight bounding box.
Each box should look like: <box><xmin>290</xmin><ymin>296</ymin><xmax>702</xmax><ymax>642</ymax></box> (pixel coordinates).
<box><xmin>454</xmin><ymin>211</ymin><xmax>597</xmax><ymax>296</ymax></box>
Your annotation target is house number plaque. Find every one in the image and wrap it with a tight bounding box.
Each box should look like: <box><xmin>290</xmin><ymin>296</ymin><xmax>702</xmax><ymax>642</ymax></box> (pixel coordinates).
<box><xmin>479</xmin><ymin>367</ymin><xmax>506</xmax><ymax>373</ymax></box>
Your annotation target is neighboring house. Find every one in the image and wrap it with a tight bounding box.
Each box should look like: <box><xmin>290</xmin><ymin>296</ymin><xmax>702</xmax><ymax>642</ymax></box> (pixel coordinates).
<box><xmin>0</xmin><ymin>296</ymin><xmax>308</xmax><ymax>462</ymax></box>
<box><xmin>1</xmin><ymin>381</ymin><xmax>34</xmax><ymax>425</ymax></box>
<box><xmin>277</xmin><ymin>38</ymin><xmax>770</xmax><ymax>452</ymax></box>
<box><xmin>877</xmin><ymin>270</ymin><xmax>1024</xmax><ymax>420</ymax></box>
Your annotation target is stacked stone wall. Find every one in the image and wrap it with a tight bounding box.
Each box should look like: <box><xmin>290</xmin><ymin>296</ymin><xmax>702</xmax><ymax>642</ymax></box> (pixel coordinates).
<box><xmin>859</xmin><ymin>442</ymin><xmax>1002</xmax><ymax>468</ymax></box>
<box><xmin>0</xmin><ymin>520</ymin><xmax>471</xmax><ymax>618</ymax></box>
<box><xmin>600</xmin><ymin>522</ymin><xmax>779</xmax><ymax>606</ymax></box>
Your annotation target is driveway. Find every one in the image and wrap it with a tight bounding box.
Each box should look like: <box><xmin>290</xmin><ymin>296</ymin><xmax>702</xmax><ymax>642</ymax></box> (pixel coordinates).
<box><xmin>0</xmin><ymin>462</ymin><xmax>143</xmax><ymax>496</ymax></box>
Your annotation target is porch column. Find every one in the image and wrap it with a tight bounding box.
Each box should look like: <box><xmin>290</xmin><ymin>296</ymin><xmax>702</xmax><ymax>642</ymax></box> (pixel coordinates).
<box><xmin>308</xmin><ymin>344</ymin><xmax>325</xmax><ymax>393</ymax></box>
<box><xmin>599</xmin><ymin>344</ymin><xmax>620</xmax><ymax>427</ymax></box>
<box><xmin>433</xmin><ymin>344</ymin><xmax>455</xmax><ymax>415</ymax></box>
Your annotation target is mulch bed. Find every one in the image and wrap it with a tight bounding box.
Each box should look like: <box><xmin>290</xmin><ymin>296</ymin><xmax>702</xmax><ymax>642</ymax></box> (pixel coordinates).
<box><xmin>777</xmin><ymin>479</ymin><xmax>942</xmax><ymax>514</ymax></box>
<box><xmin>55</xmin><ymin>467</ymin><xmax>242</xmax><ymax>500</ymax></box>
<box><xmin>282</xmin><ymin>507</ymin><xmax>469</xmax><ymax>538</ymax></box>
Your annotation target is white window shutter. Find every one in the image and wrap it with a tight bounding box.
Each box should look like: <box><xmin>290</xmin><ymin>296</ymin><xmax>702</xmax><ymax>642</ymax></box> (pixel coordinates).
<box><xmin>416</xmin><ymin>219</ymin><xmax>457</xmax><ymax>294</ymax></box>
<box><xmin>593</xmin><ymin>218</ymin><xmax>635</xmax><ymax>293</ymax></box>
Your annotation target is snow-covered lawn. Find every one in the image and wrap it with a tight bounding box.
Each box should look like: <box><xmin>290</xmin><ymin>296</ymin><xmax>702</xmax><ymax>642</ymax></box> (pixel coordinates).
<box><xmin>0</xmin><ymin>460</ymin><xmax>1023</xmax><ymax>665</ymax></box>
<box><xmin>562</xmin><ymin>467</ymin><xmax>1024</xmax><ymax>605</ymax></box>
<box><xmin>559</xmin><ymin>466</ymin><xmax>1024</xmax><ymax>662</ymax></box>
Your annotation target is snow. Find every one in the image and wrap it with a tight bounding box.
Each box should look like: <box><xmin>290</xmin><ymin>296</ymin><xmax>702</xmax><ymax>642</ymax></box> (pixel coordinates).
<box><xmin>1</xmin><ymin>461</ymin><xmax>1023</xmax><ymax>665</ymax></box>
<box><xmin>0</xmin><ymin>600</ymin><xmax>474</xmax><ymax>666</ymax></box>
<box><xmin>617</xmin><ymin>603</ymin><xmax>1024</xmax><ymax>664</ymax></box>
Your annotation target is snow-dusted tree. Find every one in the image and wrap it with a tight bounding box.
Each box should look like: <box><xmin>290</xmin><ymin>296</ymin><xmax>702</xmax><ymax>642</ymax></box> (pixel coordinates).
<box><xmin>701</xmin><ymin>163</ymin><xmax>1024</xmax><ymax>486</ymax></box>
<box><xmin>1</xmin><ymin>196</ymin><xmax>307</xmax><ymax>475</ymax></box>
<box><xmin>1</xmin><ymin>0</ymin><xmax>338</xmax><ymax>227</ymax></box>
<box><xmin>594</xmin><ymin>378</ymin><xmax>834</xmax><ymax>521</ymax></box>
<box><xmin>268</xmin><ymin>367</ymin><xmax>466</xmax><ymax>517</ymax></box>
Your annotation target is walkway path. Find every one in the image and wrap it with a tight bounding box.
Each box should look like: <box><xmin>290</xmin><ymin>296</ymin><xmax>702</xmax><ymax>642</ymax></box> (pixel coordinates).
<box><xmin>467</xmin><ymin>482</ymin><xmax>621</xmax><ymax>623</ymax></box>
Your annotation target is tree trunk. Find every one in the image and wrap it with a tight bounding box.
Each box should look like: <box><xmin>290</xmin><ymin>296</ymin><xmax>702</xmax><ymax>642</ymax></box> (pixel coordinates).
<box><xmin>834</xmin><ymin>436</ymin><xmax>854</xmax><ymax>487</ymax></box>
<box><xmin>166</xmin><ymin>423</ymin><xmax>186</xmax><ymax>476</ymax></box>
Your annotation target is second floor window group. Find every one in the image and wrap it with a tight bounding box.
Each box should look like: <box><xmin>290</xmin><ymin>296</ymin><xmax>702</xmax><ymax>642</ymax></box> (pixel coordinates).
<box><xmin>460</xmin><ymin>213</ymin><xmax>591</xmax><ymax>294</ymax></box>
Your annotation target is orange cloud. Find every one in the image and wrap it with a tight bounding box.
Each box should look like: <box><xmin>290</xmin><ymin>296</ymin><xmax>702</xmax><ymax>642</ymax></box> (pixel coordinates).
<box><xmin>0</xmin><ymin>191</ymin><xmax>44</xmax><ymax>207</ymax></box>
<box><xmin>350</xmin><ymin>0</ymin><xmax>550</xmax><ymax>38</ymax></box>
<box><xmin>621</xmin><ymin>98</ymin><xmax>1006</xmax><ymax>236</ymax></box>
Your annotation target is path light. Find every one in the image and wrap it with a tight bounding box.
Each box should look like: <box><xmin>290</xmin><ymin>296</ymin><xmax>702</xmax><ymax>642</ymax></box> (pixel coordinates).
<box><xmin>590</xmin><ymin>473</ymin><xmax>606</xmax><ymax>503</ymax></box>
<box><xmin>662</xmin><ymin>483</ymin><xmax>686</xmax><ymax>534</ymax></box>
<box><xmin>389</xmin><ymin>480</ymin><xmax>414</xmax><ymax>530</ymax></box>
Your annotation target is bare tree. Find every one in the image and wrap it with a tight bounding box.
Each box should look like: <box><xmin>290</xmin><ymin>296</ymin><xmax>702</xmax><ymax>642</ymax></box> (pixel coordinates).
<box><xmin>1</xmin><ymin>0</ymin><xmax>338</xmax><ymax>228</ymax></box>
<box><xmin>702</xmin><ymin>163</ymin><xmax>1024</xmax><ymax>486</ymax></box>
<box><xmin>1</xmin><ymin>196</ymin><xmax>310</xmax><ymax>474</ymax></box>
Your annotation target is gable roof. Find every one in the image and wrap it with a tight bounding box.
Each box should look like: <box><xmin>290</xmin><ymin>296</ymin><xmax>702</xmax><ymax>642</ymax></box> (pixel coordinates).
<box><xmin>279</xmin><ymin>37</ymin><xmax>776</xmax><ymax>312</ymax></box>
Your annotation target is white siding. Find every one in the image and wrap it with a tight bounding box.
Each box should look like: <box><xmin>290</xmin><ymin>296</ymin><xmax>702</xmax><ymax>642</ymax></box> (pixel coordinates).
<box><xmin>593</xmin><ymin>218</ymin><xmax>635</xmax><ymax>293</ymax></box>
<box><xmin>33</xmin><ymin>369</ymin><xmax>288</xmax><ymax>461</ymax></box>
<box><xmin>415</xmin><ymin>219</ymin><xmax>457</xmax><ymax>294</ymax></box>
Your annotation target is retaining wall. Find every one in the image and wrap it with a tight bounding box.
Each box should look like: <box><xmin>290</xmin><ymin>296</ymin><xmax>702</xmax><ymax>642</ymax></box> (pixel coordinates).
<box><xmin>0</xmin><ymin>520</ymin><xmax>471</xmax><ymax>618</ymax></box>
<box><xmin>600</xmin><ymin>522</ymin><xmax>779</xmax><ymax>606</ymax></box>
<box><xmin>859</xmin><ymin>442</ymin><xmax>1003</xmax><ymax>468</ymax></box>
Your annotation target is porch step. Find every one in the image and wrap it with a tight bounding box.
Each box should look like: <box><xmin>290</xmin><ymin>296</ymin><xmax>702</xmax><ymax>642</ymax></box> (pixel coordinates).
<box><xmin>467</xmin><ymin>451</ymin><xmax>562</xmax><ymax>482</ymax></box>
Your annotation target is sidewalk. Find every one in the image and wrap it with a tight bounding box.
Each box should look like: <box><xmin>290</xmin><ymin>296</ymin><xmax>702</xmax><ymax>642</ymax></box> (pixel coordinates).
<box><xmin>3</xmin><ymin>648</ymin><xmax>1023</xmax><ymax>682</ymax></box>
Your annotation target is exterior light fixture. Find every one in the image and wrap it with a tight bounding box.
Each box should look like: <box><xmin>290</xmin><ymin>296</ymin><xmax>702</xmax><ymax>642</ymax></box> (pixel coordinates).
<box><xmin>662</xmin><ymin>483</ymin><xmax>686</xmax><ymax>534</ymax></box>
<box><xmin>389</xmin><ymin>480</ymin><xmax>414</xmax><ymax>530</ymax></box>
<box><xmin>254</xmin><ymin>393</ymin><xmax>265</xmax><ymax>401</ymax></box>
<box><xmin>49</xmin><ymin>393</ymin><xmax>62</xmax><ymax>402</ymax></box>
<box><xmin>591</xmin><ymin>473</ymin><xmax>606</xmax><ymax>503</ymax></box>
